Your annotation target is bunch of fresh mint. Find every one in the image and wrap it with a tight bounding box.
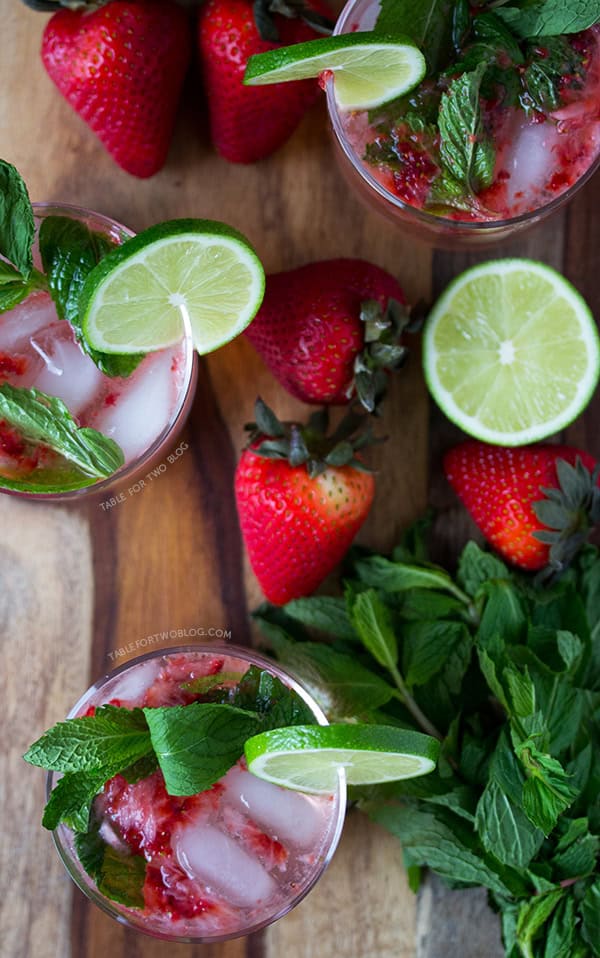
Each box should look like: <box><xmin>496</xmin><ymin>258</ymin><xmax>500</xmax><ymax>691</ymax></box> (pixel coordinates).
<box><xmin>254</xmin><ymin>521</ymin><xmax>600</xmax><ymax>958</ymax></box>
<box><xmin>368</xmin><ymin>0</ymin><xmax>599</xmax><ymax>212</ymax></box>
<box><xmin>24</xmin><ymin>666</ymin><xmax>316</xmax><ymax>908</ymax></box>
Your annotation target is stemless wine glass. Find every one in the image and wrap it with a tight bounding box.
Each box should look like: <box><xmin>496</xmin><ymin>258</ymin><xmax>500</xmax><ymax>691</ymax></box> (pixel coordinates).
<box><xmin>326</xmin><ymin>0</ymin><xmax>600</xmax><ymax>247</ymax></box>
<box><xmin>48</xmin><ymin>644</ymin><xmax>347</xmax><ymax>943</ymax></box>
<box><xmin>0</xmin><ymin>203</ymin><xmax>197</xmax><ymax>501</ymax></box>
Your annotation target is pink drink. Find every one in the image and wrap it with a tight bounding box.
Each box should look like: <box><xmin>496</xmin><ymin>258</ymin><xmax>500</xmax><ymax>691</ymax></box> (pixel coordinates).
<box><xmin>50</xmin><ymin>646</ymin><xmax>346</xmax><ymax>942</ymax></box>
<box><xmin>0</xmin><ymin>205</ymin><xmax>196</xmax><ymax>498</ymax></box>
<box><xmin>328</xmin><ymin>0</ymin><xmax>600</xmax><ymax>245</ymax></box>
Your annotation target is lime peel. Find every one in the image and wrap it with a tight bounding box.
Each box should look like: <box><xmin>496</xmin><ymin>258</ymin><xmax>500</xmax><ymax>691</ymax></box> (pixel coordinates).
<box><xmin>244</xmin><ymin>723</ymin><xmax>440</xmax><ymax>794</ymax></box>
<box><xmin>244</xmin><ymin>32</ymin><xmax>427</xmax><ymax>110</ymax></box>
<box><xmin>423</xmin><ymin>258</ymin><xmax>600</xmax><ymax>446</ymax></box>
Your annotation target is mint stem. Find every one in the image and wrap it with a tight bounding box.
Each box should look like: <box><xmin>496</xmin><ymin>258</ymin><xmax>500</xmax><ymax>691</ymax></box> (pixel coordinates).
<box><xmin>389</xmin><ymin>665</ymin><xmax>443</xmax><ymax>741</ymax></box>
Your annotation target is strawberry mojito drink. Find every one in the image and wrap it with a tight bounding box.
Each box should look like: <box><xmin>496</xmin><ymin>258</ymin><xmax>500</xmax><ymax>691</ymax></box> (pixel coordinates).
<box><xmin>328</xmin><ymin>0</ymin><xmax>600</xmax><ymax>243</ymax></box>
<box><xmin>0</xmin><ymin>202</ymin><xmax>196</xmax><ymax>497</ymax></box>
<box><xmin>38</xmin><ymin>646</ymin><xmax>345</xmax><ymax>942</ymax></box>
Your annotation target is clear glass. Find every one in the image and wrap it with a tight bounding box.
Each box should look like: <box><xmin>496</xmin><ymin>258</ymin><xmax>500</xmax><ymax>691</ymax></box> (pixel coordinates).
<box><xmin>0</xmin><ymin>203</ymin><xmax>197</xmax><ymax>501</ymax></box>
<box><xmin>48</xmin><ymin>645</ymin><xmax>347</xmax><ymax>943</ymax></box>
<box><xmin>326</xmin><ymin>0</ymin><xmax>600</xmax><ymax>247</ymax></box>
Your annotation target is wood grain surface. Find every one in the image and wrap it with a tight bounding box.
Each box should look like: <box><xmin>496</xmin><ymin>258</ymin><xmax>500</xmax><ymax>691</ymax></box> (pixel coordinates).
<box><xmin>0</xmin><ymin>2</ymin><xmax>599</xmax><ymax>957</ymax></box>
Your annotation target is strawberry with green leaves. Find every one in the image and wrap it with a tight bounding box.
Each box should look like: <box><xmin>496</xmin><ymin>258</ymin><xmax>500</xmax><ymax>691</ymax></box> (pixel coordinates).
<box><xmin>444</xmin><ymin>441</ymin><xmax>600</xmax><ymax>573</ymax></box>
<box><xmin>235</xmin><ymin>400</ymin><xmax>376</xmax><ymax>604</ymax></box>
<box><xmin>40</xmin><ymin>0</ymin><xmax>191</xmax><ymax>178</ymax></box>
<box><xmin>244</xmin><ymin>259</ymin><xmax>409</xmax><ymax>413</ymax></box>
<box><xmin>197</xmin><ymin>0</ymin><xmax>333</xmax><ymax>163</ymax></box>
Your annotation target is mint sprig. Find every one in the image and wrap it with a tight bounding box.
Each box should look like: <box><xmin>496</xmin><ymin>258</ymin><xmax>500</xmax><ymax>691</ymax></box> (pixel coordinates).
<box><xmin>375</xmin><ymin>0</ymin><xmax>456</xmax><ymax>74</ymax></box>
<box><xmin>256</xmin><ymin>529</ymin><xmax>600</xmax><ymax>958</ymax></box>
<box><xmin>495</xmin><ymin>0</ymin><xmax>600</xmax><ymax>38</ymax></box>
<box><xmin>435</xmin><ymin>63</ymin><xmax>495</xmax><ymax>201</ymax></box>
<box><xmin>0</xmin><ymin>159</ymin><xmax>35</xmax><ymax>279</ymax></box>
<box><xmin>0</xmin><ymin>384</ymin><xmax>125</xmax><ymax>481</ymax></box>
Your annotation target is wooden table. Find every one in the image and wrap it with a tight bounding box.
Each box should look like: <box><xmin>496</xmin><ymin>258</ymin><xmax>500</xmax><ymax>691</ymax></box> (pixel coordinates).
<box><xmin>2</xmin><ymin>3</ymin><xmax>599</xmax><ymax>957</ymax></box>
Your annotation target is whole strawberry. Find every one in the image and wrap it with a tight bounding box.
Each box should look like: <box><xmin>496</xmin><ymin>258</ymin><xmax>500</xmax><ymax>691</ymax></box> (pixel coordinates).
<box><xmin>198</xmin><ymin>0</ymin><xmax>333</xmax><ymax>163</ymax></box>
<box><xmin>235</xmin><ymin>400</ymin><xmax>376</xmax><ymax>604</ymax></box>
<box><xmin>41</xmin><ymin>0</ymin><xmax>191</xmax><ymax>178</ymax></box>
<box><xmin>245</xmin><ymin>259</ymin><xmax>409</xmax><ymax>412</ymax></box>
<box><xmin>444</xmin><ymin>441</ymin><xmax>600</xmax><ymax>572</ymax></box>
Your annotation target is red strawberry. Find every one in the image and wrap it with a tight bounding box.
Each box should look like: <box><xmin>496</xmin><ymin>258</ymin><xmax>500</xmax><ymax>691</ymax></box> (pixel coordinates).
<box><xmin>235</xmin><ymin>400</ymin><xmax>376</xmax><ymax>604</ymax></box>
<box><xmin>245</xmin><ymin>259</ymin><xmax>408</xmax><ymax>412</ymax></box>
<box><xmin>41</xmin><ymin>0</ymin><xmax>191</xmax><ymax>178</ymax></box>
<box><xmin>444</xmin><ymin>441</ymin><xmax>600</xmax><ymax>572</ymax></box>
<box><xmin>197</xmin><ymin>0</ymin><xmax>333</xmax><ymax>163</ymax></box>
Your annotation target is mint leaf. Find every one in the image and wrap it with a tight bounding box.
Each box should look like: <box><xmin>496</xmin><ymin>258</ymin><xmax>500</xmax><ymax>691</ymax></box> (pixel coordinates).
<box><xmin>0</xmin><ymin>384</ymin><xmax>124</xmax><ymax>480</ymax></box>
<box><xmin>42</xmin><ymin>770</ymin><xmax>109</xmax><ymax>832</ymax></box>
<box><xmin>515</xmin><ymin>888</ymin><xmax>565</xmax><ymax>955</ymax></box>
<box><xmin>283</xmin><ymin>596</ymin><xmax>357</xmax><ymax>641</ymax></box>
<box><xmin>552</xmin><ymin>830</ymin><xmax>599</xmax><ymax>879</ymax></box>
<box><xmin>0</xmin><ymin>159</ymin><xmax>34</xmax><ymax>278</ymax></box>
<box><xmin>403</xmin><ymin>620</ymin><xmax>470</xmax><ymax>687</ymax></box>
<box><xmin>350</xmin><ymin>589</ymin><xmax>398</xmax><ymax>671</ymax></box>
<box><xmin>97</xmin><ymin>845</ymin><xmax>146</xmax><ymax>909</ymax></box>
<box><xmin>182</xmin><ymin>672</ymin><xmax>245</xmax><ymax>695</ymax></box>
<box><xmin>522</xmin><ymin>36</ymin><xmax>586</xmax><ymax>113</ymax></box>
<box><xmin>457</xmin><ymin>541</ymin><xmax>511</xmax><ymax>598</ymax></box>
<box><xmin>475</xmin><ymin>780</ymin><xmax>544</xmax><ymax>868</ymax></box>
<box><xmin>517</xmin><ymin>744</ymin><xmax>579</xmax><ymax>834</ymax></box>
<box><xmin>76</xmin><ymin>823</ymin><xmax>146</xmax><ymax>909</ymax></box>
<box><xmin>227</xmin><ymin>665</ymin><xmax>316</xmax><ymax>729</ymax></box>
<box><xmin>143</xmin><ymin>703</ymin><xmax>261</xmax><ymax>796</ymax></box>
<box><xmin>24</xmin><ymin>706</ymin><xmax>152</xmax><ymax>773</ymax></box>
<box><xmin>354</xmin><ymin>554</ymin><xmax>469</xmax><ymax>603</ymax></box>
<box><xmin>581</xmin><ymin>880</ymin><xmax>600</xmax><ymax>954</ymax></box>
<box><xmin>496</xmin><ymin>1</ymin><xmax>600</xmax><ymax>38</ymax></box>
<box><xmin>543</xmin><ymin>896</ymin><xmax>576</xmax><ymax>958</ymax></box>
<box><xmin>39</xmin><ymin>216</ymin><xmax>144</xmax><ymax>379</ymax></box>
<box><xmin>375</xmin><ymin>0</ymin><xmax>456</xmax><ymax>74</ymax></box>
<box><xmin>437</xmin><ymin>63</ymin><xmax>495</xmax><ymax>196</ymax></box>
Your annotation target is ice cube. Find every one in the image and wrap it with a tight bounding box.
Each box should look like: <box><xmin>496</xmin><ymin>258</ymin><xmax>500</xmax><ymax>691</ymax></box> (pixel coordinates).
<box><xmin>223</xmin><ymin>764</ymin><xmax>324</xmax><ymax>848</ymax></box>
<box><xmin>503</xmin><ymin>121</ymin><xmax>561</xmax><ymax>210</ymax></box>
<box><xmin>103</xmin><ymin>659</ymin><xmax>162</xmax><ymax>706</ymax></box>
<box><xmin>92</xmin><ymin>350</ymin><xmax>175</xmax><ymax>463</ymax></box>
<box><xmin>175</xmin><ymin>822</ymin><xmax>276</xmax><ymax>907</ymax></box>
<box><xmin>29</xmin><ymin>322</ymin><xmax>104</xmax><ymax>417</ymax></box>
<box><xmin>0</xmin><ymin>293</ymin><xmax>56</xmax><ymax>352</ymax></box>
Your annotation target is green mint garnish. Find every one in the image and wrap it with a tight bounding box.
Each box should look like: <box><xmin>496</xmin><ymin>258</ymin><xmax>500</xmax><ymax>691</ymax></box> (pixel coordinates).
<box><xmin>181</xmin><ymin>671</ymin><xmax>245</xmax><ymax>694</ymax></box>
<box><xmin>521</xmin><ymin>36</ymin><xmax>587</xmax><ymax>113</ymax></box>
<box><xmin>0</xmin><ymin>159</ymin><xmax>35</xmax><ymax>279</ymax></box>
<box><xmin>39</xmin><ymin>216</ymin><xmax>145</xmax><ymax>379</ymax></box>
<box><xmin>0</xmin><ymin>383</ymin><xmax>125</xmax><ymax>482</ymax></box>
<box><xmin>437</xmin><ymin>64</ymin><xmax>495</xmax><ymax>196</ymax></box>
<box><xmin>75</xmin><ymin>822</ymin><xmax>146</xmax><ymax>910</ymax></box>
<box><xmin>143</xmin><ymin>703</ymin><xmax>262</xmax><ymax>796</ymax></box>
<box><xmin>495</xmin><ymin>0</ymin><xmax>600</xmax><ymax>39</ymax></box>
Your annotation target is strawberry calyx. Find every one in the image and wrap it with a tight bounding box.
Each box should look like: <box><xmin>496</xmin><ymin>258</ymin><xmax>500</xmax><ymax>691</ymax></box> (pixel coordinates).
<box><xmin>352</xmin><ymin>297</ymin><xmax>420</xmax><ymax>414</ymax></box>
<box><xmin>244</xmin><ymin>398</ymin><xmax>378</xmax><ymax>478</ymax></box>
<box><xmin>253</xmin><ymin>0</ymin><xmax>333</xmax><ymax>43</ymax></box>
<box><xmin>532</xmin><ymin>456</ymin><xmax>600</xmax><ymax>575</ymax></box>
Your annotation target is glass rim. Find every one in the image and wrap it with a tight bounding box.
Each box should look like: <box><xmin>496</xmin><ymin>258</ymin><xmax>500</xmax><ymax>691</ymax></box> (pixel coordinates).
<box><xmin>48</xmin><ymin>643</ymin><xmax>347</xmax><ymax>944</ymax></box>
<box><xmin>326</xmin><ymin>1</ymin><xmax>600</xmax><ymax>234</ymax></box>
<box><xmin>2</xmin><ymin>202</ymin><xmax>198</xmax><ymax>502</ymax></box>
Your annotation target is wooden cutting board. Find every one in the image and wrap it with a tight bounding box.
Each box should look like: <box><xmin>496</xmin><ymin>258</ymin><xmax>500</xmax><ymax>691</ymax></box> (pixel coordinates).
<box><xmin>1</xmin><ymin>3</ymin><xmax>599</xmax><ymax>957</ymax></box>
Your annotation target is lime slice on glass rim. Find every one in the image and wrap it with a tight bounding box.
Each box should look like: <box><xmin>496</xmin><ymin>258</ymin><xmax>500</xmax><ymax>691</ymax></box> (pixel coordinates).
<box><xmin>244</xmin><ymin>32</ymin><xmax>426</xmax><ymax>110</ymax></box>
<box><xmin>423</xmin><ymin>259</ymin><xmax>600</xmax><ymax>447</ymax></box>
<box><xmin>244</xmin><ymin>724</ymin><xmax>439</xmax><ymax>794</ymax></box>
<box><xmin>81</xmin><ymin>219</ymin><xmax>265</xmax><ymax>355</ymax></box>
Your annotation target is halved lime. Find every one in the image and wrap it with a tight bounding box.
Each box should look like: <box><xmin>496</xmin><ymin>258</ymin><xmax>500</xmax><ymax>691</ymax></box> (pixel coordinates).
<box><xmin>244</xmin><ymin>724</ymin><xmax>439</xmax><ymax>794</ymax></box>
<box><xmin>81</xmin><ymin>219</ymin><xmax>265</xmax><ymax>355</ymax></box>
<box><xmin>244</xmin><ymin>32</ymin><xmax>426</xmax><ymax>110</ymax></box>
<box><xmin>423</xmin><ymin>259</ymin><xmax>600</xmax><ymax>446</ymax></box>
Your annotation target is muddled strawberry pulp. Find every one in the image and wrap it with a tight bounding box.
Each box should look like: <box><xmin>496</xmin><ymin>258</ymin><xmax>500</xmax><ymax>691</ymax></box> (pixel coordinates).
<box><xmin>71</xmin><ymin>651</ymin><xmax>340</xmax><ymax>938</ymax></box>
<box><xmin>341</xmin><ymin>25</ymin><xmax>600</xmax><ymax>222</ymax></box>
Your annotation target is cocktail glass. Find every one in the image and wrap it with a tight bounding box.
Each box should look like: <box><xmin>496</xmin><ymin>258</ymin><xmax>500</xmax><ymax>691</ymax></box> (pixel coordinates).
<box><xmin>0</xmin><ymin>203</ymin><xmax>197</xmax><ymax>500</ymax></box>
<box><xmin>48</xmin><ymin>644</ymin><xmax>346</xmax><ymax>943</ymax></box>
<box><xmin>326</xmin><ymin>0</ymin><xmax>600</xmax><ymax>247</ymax></box>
